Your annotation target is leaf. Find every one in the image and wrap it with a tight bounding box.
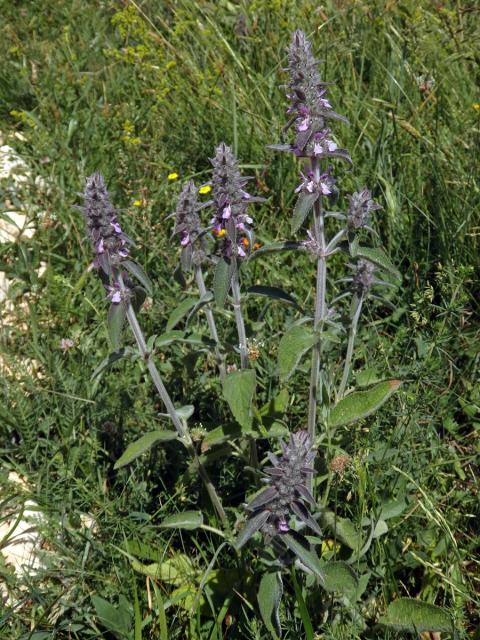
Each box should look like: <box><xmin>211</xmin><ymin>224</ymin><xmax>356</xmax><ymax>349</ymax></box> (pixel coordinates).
<box><xmin>248</xmin><ymin>240</ymin><xmax>305</xmax><ymax>261</ymax></box>
<box><xmin>107</xmin><ymin>302</ymin><xmax>127</xmax><ymax>351</ymax></box>
<box><xmin>278</xmin><ymin>324</ymin><xmax>317</xmax><ymax>381</ymax></box>
<box><xmin>282</xmin><ymin>533</ymin><xmax>325</xmax><ymax>583</ymax></box>
<box><xmin>352</xmin><ymin>246</ymin><xmax>401</xmax><ymax>282</ymax></box>
<box><xmin>291</xmin><ymin>191</ymin><xmax>319</xmax><ymax>233</ymax></box>
<box><xmin>159</xmin><ymin>511</ymin><xmax>203</xmax><ymax>530</ymax></box>
<box><xmin>246</xmin><ymin>285</ymin><xmax>301</xmax><ymax>309</ymax></box>
<box><xmin>258</xmin><ymin>572</ymin><xmax>283</xmax><ymax>640</ymax></box>
<box><xmin>166</xmin><ymin>298</ymin><xmax>198</xmax><ymax>331</ymax></box>
<box><xmin>123</xmin><ymin>259</ymin><xmax>153</xmax><ymax>295</ymax></box>
<box><xmin>114</xmin><ymin>430</ymin><xmax>178</xmax><ymax>469</ymax></box>
<box><xmin>186</xmin><ymin>291</ymin><xmax>215</xmax><ymax>326</ymax></box>
<box><xmin>379</xmin><ymin>598</ymin><xmax>453</xmax><ymax>633</ymax></box>
<box><xmin>175</xmin><ymin>405</ymin><xmax>195</xmax><ymax>421</ymax></box>
<box><xmin>131</xmin><ymin>553</ymin><xmax>197</xmax><ymax>587</ymax></box>
<box><xmin>320</xmin><ymin>511</ymin><xmax>363</xmax><ymax>552</ymax></box>
<box><xmin>223</xmin><ymin>369</ymin><xmax>256</xmax><ymax>431</ymax></box>
<box><xmin>235</xmin><ymin>511</ymin><xmax>270</xmax><ymax>550</ymax></box>
<box><xmin>155</xmin><ymin>330</ymin><xmax>185</xmax><ymax>347</ymax></box>
<box><xmin>321</xmin><ymin>561</ymin><xmax>358</xmax><ymax>599</ymax></box>
<box><xmin>213</xmin><ymin>257</ymin><xmax>234</xmax><ymax>307</ymax></box>
<box><xmin>92</xmin><ymin>595</ymin><xmax>131</xmax><ymax>638</ymax></box>
<box><xmin>203</xmin><ymin>423</ymin><xmax>243</xmax><ymax>448</ymax></box>
<box><xmin>131</xmin><ymin>286</ymin><xmax>147</xmax><ymax>312</ymax></box>
<box><xmin>329</xmin><ymin>380</ymin><xmax>402</xmax><ymax>427</ymax></box>
<box><xmin>91</xmin><ymin>347</ymin><xmax>136</xmax><ymax>380</ymax></box>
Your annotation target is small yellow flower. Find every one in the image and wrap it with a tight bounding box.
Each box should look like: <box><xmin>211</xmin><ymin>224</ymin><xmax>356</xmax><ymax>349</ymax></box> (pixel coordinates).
<box><xmin>241</xmin><ymin>237</ymin><xmax>250</xmax><ymax>248</ymax></box>
<box><xmin>472</xmin><ymin>103</ymin><xmax>480</xmax><ymax>111</ymax></box>
<box><xmin>133</xmin><ymin>199</ymin><xmax>142</xmax><ymax>206</ymax></box>
<box><xmin>213</xmin><ymin>228</ymin><xmax>226</xmax><ymax>238</ymax></box>
<box><xmin>167</xmin><ymin>172</ymin><xmax>179</xmax><ymax>181</ymax></box>
<box><xmin>199</xmin><ymin>185</ymin><xmax>212</xmax><ymax>195</ymax></box>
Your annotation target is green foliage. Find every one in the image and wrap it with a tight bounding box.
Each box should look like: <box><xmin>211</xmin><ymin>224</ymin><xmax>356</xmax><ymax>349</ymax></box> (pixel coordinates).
<box><xmin>379</xmin><ymin>598</ymin><xmax>453</xmax><ymax>633</ymax></box>
<box><xmin>277</xmin><ymin>323</ymin><xmax>317</xmax><ymax>381</ymax></box>
<box><xmin>0</xmin><ymin>0</ymin><xmax>478</xmax><ymax>638</ymax></box>
<box><xmin>222</xmin><ymin>369</ymin><xmax>256</xmax><ymax>431</ymax></box>
<box><xmin>329</xmin><ymin>380</ymin><xmax>402</xmax><ymax>427</ymax></box>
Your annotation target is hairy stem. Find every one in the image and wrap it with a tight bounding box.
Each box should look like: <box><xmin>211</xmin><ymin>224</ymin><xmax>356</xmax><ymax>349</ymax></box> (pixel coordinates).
<box><xmin>307</xmin><ymin>158</ymin><xmax>327</xmax><ymax>452</ymax></box>
<box><xmin>231</xmin><ymin>263</ymin><xmax>258</xmax><ymax>468</ymax></box>
<box><xmin>117</xmin><ymin>273</ymin><xmax>228</xmax><ymax>528</ymax></box>
<box><xmin>338</xmin><ymin>293</ymin><xmax>364</xmax><ymax>398</ymax></box>
<box><xmin>194</xmin><ymin>265</ymin><xmax>226</xmax><ymax>381</ymax></box>
<box><xmin>231</xmin><ymin>265</ymin><xmax>249</xmax><ymax>369</ymax></box>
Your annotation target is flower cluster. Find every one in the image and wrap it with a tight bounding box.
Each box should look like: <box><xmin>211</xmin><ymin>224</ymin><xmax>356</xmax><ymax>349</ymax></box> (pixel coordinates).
<box><xmin>80</xmin><ymin>173</ymin><xmax>131</xmax><ymax>274</ymax></box>
<box><xmin>174</xmin><ymin>180</ymin><xmax>206</xmax><ymax>271</ymax></box>
<box><xmin>210</xmin><ymin>143</ymin><xmax>261</xmax><ymax>259</ymax></box>
<box><xmin>284</xmin><ymin>30</ymin><xmax>350</xmax><ymax>164</ymax></box>
<box><xmin>347</xmin><ymin>188</ymin><xmax>382</xmax><ymax>230</ymax></box>
<box><xmin>295</xmin><ymin>168</ymin><xmax>335</xmax><ymax>198</ymax></box>
<box><xmin>352</xmin><ymin>259</ymin><xmax>376</xmax><ymax>295</ymax></box>
<box><xmin>243</xmin><ymin>431</ymin><xmax>320</xmax><ymax>540</ymax></box>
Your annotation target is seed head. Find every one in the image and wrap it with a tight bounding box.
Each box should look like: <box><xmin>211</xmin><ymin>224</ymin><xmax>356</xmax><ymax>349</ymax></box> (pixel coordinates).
<box><xmin>80</xmin><ymin>173</ymin><xmax>131</xmax><ymax>274</ymax></box>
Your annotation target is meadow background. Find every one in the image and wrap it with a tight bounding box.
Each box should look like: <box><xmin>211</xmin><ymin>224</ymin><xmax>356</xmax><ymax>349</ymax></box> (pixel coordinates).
<box><xmin>0</xmin><ymin>0</ymin><xmax>479</xmax><ymax>638</ymax></box>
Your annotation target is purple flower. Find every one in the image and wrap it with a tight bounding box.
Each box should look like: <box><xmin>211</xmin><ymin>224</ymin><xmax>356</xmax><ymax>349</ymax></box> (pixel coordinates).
<box><xmin>79</xmin><ymin>173</ymin><xmax>132</xmax><ymax>274</ymax></box>
<box><xmin>174</xmin><ymin>180</ymin><xmax>207</xmax><ymax>271</ymax></box>
<box><xmin>210</xmin><ymin>143</ymin><xmax>263</xmax><ymax>260</ymax></box>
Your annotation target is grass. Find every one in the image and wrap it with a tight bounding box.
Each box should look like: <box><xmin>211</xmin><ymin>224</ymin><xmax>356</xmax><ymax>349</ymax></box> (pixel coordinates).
<box><xmin>0</xmin><ymin>0</ymin><xmax>479</xmax><ymax>638</ymax></box>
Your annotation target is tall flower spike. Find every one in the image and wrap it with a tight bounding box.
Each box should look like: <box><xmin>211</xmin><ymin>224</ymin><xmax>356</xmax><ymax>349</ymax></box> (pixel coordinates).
<box><xmin>80</xmin><ymin>173</ymin><xmax>131</xmax><ymax>274</ymax></box>
<box><xmin>174</xmin><ymin>180</ymin><xmax>207</xmax><ymax>271</ymax></box>
<box><xmin>280</xmin><ymin>30</ymin><xmax>351</xmax><ymax>164</ymax></box>
<box><xmin>210</xmin><ymin>143</ymin><xmax>262</xmax><ymax>259</ymax></box>
<box><xmin>237</xmin><ymin>431</ymin><xmax>321</xmax><ymax>548</ymax></box>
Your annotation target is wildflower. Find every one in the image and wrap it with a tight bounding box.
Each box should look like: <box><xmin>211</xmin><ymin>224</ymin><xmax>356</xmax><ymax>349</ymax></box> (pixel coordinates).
<box><xmin>270</xmin><ymin>30</ymin><xmax>351</xmax><ymax>165</ymax></box>
<box><xmin>209</xmin><ymin>143</ymin><xmax>263</xmax><ymax>260</ymax></box>
<box><xmin>295</xmin><ymin>169</ymin><xmax>335</xmax><ymax>197</ymax></box>
<box><xmin>329</xmin><ymin>453</ymin><xmax>351</xmax><ymax>478</ymax></box>
<box><xmin>239</xmin><ymin>431</ymin><xmax>320</xmax><ymax>546</ymax></box>
<box><xmin>199</xmin><ymin>185</ymin><xmax>212</xmax><ymax>195</ymax></box>
<box><xmin>174</xmin><ymin>180</ymin><xmax>206</xmax><ymax>271</ymax></box>
<box><xmin>60</xmin><ymin>338</ymin><xmax>74</xmax><ymax>353</ymax></box>
<box><xmin>106</xmin><ymin>282</ymin><xmax>130</xmax><ymax>304</ymax></box>
<box><xmin>133</xmin><ymin>199</ymin><xmax>142</xmax><ymax>206</ymax></box>
<box><xmin>79</xmin><ymin>173</ymin><xmax>132</xmax><ymax>274</ymax></box>
<box><xmin>472</xmin><ymin>103</ymin><xmax>480</xmax><ymax>111</ymax></box>
<box><xmin>168</xmin><ymin>172</ymin><xmax>179</xmax><ymax>181</ymax></box>
<box><xmin>347</xmin><ymin>188</ymin><xmax>381</xmax><ymax>230</ymax></box>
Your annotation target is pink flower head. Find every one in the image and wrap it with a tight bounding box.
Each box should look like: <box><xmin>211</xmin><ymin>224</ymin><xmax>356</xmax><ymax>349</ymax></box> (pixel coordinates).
<box><xmin>111</xmin><ymin>221</ymin><xmax>122</xmax><ymax>234</ymax></box>
<box><xmin>180</xmin><ymin>232</ymin><xmax>190</xmax><ymax>246</ymax></box>
<box><xmin>222</xmin><ymin>205</ymin><xmax>232</xmax><ymax>219</ymax></box>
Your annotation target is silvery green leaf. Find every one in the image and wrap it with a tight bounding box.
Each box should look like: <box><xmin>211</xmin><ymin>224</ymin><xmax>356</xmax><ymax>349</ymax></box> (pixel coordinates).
<box><xmin>246</xmin><ymin>285</ymin><xmax>301</xmax><ymax>309</ymax></box>
<box><xmin>235</xmin><ymin>510</ymin><xmax>270</xmax><ymax>550</ymax></box>
<box><xmin>166</xmin><ymin>298</ymin><xmax>198</xmax><ymax>331</ymax></box>
<box><xmin>107</xmin><ymin>301</ymin><xmax>127</xmax><ymax>351</ymax></box>
<box><xmin>248</xmin><ymin>241</ymin><xmax>305</xmax><ymax>261</ymax></box>
<box><xmin>291</xmin><ymin>191</ymin><xmax>319</xmax><ymax>233</ymax></box>
<box><xmin>258</xmin><ymin>572</ymin><xmax>283</xmax><ymax>639</ymax></box>
<box><xmin>123</xmin><ymin>259</ymin><xmax>153</xmax><ymax>295</ymax></box>
<box><xmin>213</xmin><ymin>257</ymin><xmax>234</xmax><ymax>308</ymax></box>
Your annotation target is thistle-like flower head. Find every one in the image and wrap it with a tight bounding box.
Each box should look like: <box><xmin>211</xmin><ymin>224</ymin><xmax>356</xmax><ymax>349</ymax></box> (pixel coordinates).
<box><xmin>352</xmin><ymin>259</ymin><xmax>376</xmax><ymax>294</ymax></box>
<box><xmin>80</xmin><ymin>173</ymin><xmax>131</xmax><ymax>274</ymax></box>
<box><xmin>347</xmin><ymin>188</ymin><xmax>382</xmax><ymax>230</ymax></box>
<box><xmin>174</xmin><ymin>180</ymin><xmax>206</xmax><ymax>271</ymax></box>
<box><xmin>210</xmin><ymin>143</ymin><xmax>261</xmax><ymax>259</ymax></box>
<box><xmin>238</xmin><ymin>431</ymin><xmax>321</xmax><ymax>547</ymax></box>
